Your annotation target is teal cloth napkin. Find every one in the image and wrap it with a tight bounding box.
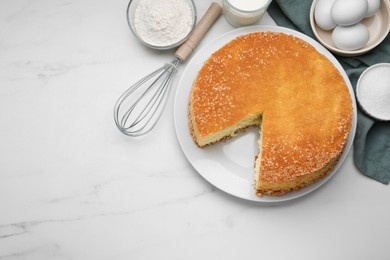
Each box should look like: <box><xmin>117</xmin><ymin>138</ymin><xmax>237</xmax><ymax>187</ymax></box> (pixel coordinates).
<box><xmin>268</xmin><ymin>0</ymin><xmax>390</xmax><ymax>184</ymax></box>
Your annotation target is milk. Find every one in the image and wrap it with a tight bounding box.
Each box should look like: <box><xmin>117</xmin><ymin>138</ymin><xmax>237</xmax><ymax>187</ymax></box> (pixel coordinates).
<box><xmin>222</xmin><ymin>0</ymin><xmax>272</xmax><ymax>27</ymax></box>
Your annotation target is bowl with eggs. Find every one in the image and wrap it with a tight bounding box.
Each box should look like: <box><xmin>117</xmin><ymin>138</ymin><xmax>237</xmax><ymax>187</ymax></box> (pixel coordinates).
<box><xmin>310</xmin><ymin>0</ymin><xmax>390</xmax><ymax>56</ymax></box>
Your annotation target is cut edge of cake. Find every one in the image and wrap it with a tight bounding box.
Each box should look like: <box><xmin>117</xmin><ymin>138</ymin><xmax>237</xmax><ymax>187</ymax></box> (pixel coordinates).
<box><xmin>188</xmin><ymin>103</ymin><xmax>261</xmax><ymax>147</ymax></box>
<box><xmin>189</xmin><ymin>110</ymin><xmax>345</xmax><ymax>197</ymax></box>
<box><xmin>187</xmin><ymin>32</ymin><xmax>352</xmax><ymax>197</ymax></box>
<box><xmin>254</xmin><ymin>148</ymin><xmax>341</xmax><ymax>196</ymax></box>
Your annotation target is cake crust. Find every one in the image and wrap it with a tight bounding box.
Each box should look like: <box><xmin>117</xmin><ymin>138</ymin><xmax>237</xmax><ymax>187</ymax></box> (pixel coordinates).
<box><xmin>188</xmin><ymin>32</ymin><xmax>353</xmax><ymax>196</ymax></box>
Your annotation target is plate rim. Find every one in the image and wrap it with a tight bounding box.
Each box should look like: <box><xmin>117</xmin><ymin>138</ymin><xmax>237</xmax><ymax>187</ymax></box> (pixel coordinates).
<box><xmin>173</xmin><ymin>25</ymin><xmax>357</xmax><ymax>203</ymax></box>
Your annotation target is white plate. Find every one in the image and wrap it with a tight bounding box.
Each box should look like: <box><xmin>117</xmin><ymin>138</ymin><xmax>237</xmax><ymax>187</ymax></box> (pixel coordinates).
<box><xmin>173</xmin><ymin>25</ymin><xmax>357</xmax><ymax>204</ymax></box>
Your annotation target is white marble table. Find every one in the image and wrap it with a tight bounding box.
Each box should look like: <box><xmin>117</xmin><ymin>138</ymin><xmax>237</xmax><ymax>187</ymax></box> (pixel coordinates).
<box><xmin>1</xmin><ymin>0</ymin><xmax>389</xmax><ymax>259</ymax></box>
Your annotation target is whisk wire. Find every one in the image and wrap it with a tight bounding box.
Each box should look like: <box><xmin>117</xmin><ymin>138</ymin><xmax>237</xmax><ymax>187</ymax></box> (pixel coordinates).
<box><xmin>114</xmin><ymin>3</ymin><xmax>222</xmax><ymax>136</ymax></box>
<box><xmin>114</xmin><ymin>58</ymin><xmax>180</xmax><ymax>136</ymax></box>
<box><xmin>114</xmin><ymin>66</ymin><xmax>164</xmax><ymax>126</ymax></box>
<box><xmin>132</xmin><ymin>66</ymin><xmax>177</xmax><ymax>134</ymax></box>
<box><xmin>121</xmin><ymin>68</ymin><xmax>168</xmax><ymax>128</ymax></box>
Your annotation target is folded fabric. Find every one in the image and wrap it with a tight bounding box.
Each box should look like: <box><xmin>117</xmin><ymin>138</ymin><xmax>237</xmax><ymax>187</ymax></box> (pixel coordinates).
<box><xmin>268</xmin><ymin>0</ymin><xmax>390</xmax><ymax>184</ymax></box>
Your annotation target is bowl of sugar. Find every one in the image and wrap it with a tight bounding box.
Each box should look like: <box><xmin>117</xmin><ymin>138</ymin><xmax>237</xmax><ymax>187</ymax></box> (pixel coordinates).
<box><xmin>356</xmin><ymin>63</ymin><xmax>390</xmax><ymax>121</ymax></box>
<box><xmin>127</xmin><ymin>0</ymin><xmax>197</xmax><ymax>50</ymax></box>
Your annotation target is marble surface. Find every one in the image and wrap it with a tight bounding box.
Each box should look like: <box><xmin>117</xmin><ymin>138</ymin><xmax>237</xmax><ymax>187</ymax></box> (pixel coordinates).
<box><xmin>0</xmin><ymin>0</ymin><xmax>389</xmax><ymax>259</ymax></box>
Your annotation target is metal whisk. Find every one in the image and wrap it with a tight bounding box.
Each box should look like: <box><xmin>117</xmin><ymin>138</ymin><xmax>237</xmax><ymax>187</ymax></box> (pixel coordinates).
<box><xmin>114</xmin><ymin>3</ymin><xmax>222</xmax><ymax>136</ymax></box>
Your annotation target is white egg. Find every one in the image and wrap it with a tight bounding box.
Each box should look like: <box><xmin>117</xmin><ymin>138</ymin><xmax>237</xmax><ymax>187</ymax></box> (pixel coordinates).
<box><xmin>314</xmin><ymin>0</ymin><xmax>337</xmax><ymax>30</ymax></box>
<box><xmin>332</xmin><ymin>23</ymin><xmax>369</xmax><ymax>51</ymax></box>
<box><xmin>366</xmin><ymin>0</ymin><xmax>381</xmax><ymax>17</ymax></box>
<box><xmin>331</xmin><ymin>0</ymin><xmax>368</xmax><ymax>26</ymax></box>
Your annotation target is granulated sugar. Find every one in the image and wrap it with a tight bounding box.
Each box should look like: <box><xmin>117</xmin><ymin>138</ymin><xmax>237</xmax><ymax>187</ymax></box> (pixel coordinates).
<box><xmin>357</xmin><ymin>63</ymin><xmax>390</xmax><ymax>120</ymax></box>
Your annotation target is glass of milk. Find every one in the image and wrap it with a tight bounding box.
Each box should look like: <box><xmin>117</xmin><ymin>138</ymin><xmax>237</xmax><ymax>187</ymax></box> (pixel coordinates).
<box><xmin>222</xmin><ymin>0</ymin><xmax>272</xmax><ymax>27</ymax></box>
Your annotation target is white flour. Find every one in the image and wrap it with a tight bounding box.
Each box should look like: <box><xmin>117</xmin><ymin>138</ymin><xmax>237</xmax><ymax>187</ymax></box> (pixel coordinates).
<box><xmin>134</xmin><ymin>0</ymin><xmax>194</xmax><ymax>47</ymax></box>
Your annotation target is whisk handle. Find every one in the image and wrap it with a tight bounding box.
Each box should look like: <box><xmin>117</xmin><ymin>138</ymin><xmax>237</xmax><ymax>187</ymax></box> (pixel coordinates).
<box><xmin>175</xmin><ymin>2</ymin><xmax>222</xmax><ymax>62</ymax></box>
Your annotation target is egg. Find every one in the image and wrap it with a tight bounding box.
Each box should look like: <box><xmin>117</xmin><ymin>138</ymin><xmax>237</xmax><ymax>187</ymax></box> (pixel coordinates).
<box><xmin>366</xmin><ymin>0</ymin><xmax>381</xmax><ymax>17</ymax></box>
<box><xmin>314</xmin><ymin>0</ymin><xmax>337</xmax><ymax>30</ymax></box>
<box><xmin>331</xmin><ymin>0</ymin><xmax>368</xmax><ymax>26</ymax></box>
<box><xmin>332</xmin><ymin>23</ymin><xmax>369</xmax><ymax>51</ymax></box>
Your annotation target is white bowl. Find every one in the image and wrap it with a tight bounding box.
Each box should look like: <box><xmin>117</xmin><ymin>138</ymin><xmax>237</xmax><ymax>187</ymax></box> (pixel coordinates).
<box><xmin>356</xmin><ymin>63</ymin><xmax>390</xmax><ymax>121</ymax></box>
<box><xmin>310</xmin><ymin>0</ymin><xmax>390</xmax><ymax>57</ymax></box>
<box><xmin>126</xmin><ymin>0</ymin><xmax>197</xmax><ymax>50</ymax></box>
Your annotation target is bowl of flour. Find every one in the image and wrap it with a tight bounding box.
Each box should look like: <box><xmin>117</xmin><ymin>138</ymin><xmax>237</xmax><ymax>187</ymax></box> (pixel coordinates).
<box><xmin>127</xmin><ymin>0</ymin><xmax>197</xmax><ymax>50</ymax></box>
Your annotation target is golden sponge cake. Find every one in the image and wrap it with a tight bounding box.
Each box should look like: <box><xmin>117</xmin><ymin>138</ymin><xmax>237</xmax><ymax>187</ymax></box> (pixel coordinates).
<box><xmin>188</xmin><ymin>32</ymin><xmax>353</xmax><ymax>196</ymax></box>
